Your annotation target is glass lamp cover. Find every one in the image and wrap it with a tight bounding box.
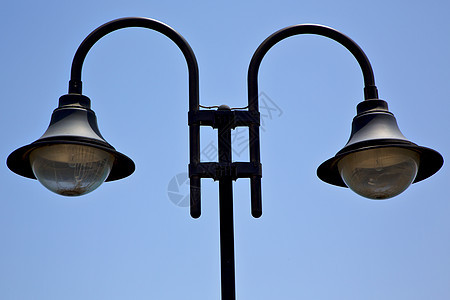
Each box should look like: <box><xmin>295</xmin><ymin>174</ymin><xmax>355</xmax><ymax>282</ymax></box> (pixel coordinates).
<box><xmin>338</xmin><ymin>147</ymin><xmax>420</xmax><ymax>199</ymax></box>
<box><xmin>30</xmin><ymin>144</ymin><xmax>114</xmax><ymax>196</ymax></box>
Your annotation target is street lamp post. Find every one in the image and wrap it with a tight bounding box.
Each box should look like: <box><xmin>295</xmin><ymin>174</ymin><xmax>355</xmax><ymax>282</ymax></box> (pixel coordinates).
<box><xmin>7</xmin><ymin>17</ymin><xmax>443</xmax><ymax>300</ymax></box>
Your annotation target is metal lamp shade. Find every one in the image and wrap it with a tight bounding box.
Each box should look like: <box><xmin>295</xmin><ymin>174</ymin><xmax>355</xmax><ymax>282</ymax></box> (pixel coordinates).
<box><xmin>7</xmin><ymin>94</ymin><xmax>135</xmax><ymax>182</ymax></box>
<box><xmin>317</xmin><ymin>99</ymin><xmax>443</xmax><ymax>188</ymax></box>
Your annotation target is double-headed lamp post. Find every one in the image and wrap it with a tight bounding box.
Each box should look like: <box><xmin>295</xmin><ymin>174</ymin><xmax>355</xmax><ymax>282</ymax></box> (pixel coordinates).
<box><xmin>7</xmin><ymin>17</ymin><xmax>443</xmax><ymax>300</ymax></box>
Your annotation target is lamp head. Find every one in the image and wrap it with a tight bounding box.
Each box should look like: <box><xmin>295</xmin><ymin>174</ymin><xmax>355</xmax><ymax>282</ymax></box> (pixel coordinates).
<box><xmin>317</xmin><ymin>99</ymin><xmax>443</xmax><ymax>199</ymax></box>
<box><xmin>7</xmin><ymin>94</ymin><xmax>135</xmax><ymax>196</ymax></box>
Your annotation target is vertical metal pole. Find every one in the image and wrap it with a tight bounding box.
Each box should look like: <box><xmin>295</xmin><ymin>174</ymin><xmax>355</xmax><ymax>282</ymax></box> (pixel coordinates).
<box><xmin>217</xmin><ymin>107</ymin><xmax>236</xmax><ymax>300</ymax></box>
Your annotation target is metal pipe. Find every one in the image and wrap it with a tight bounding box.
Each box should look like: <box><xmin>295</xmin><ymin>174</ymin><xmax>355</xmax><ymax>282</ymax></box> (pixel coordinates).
<box><xmin>217</xmin><ymin>107</ymin><xmax>236</xmax><ymax>300</ymax></box>
<box><xmin>66</xmin><ymin>17</ymin><xmax>202</xmax><ymax>217</ymax></box>
<box><xmin>248</xmin><ymin>24</ymin><xmax>379</xmax><ymax>112</ymax></box>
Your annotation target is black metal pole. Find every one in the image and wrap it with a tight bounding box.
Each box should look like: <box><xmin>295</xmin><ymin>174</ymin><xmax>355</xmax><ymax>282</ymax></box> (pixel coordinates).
<box><xmin>217</xmin><ymin>106</ymin><xmax>236</xmax><ymax>300</ymax></box>
<box><xmin>246</xmin><ymin>24</ymin><xmax>380</xmax><ymax>218</ymax></box>
<box><xmin>219</xmin><ymin>179</ymin><xmax>236</xmax><ymax>300</ymax></box>
<box><xmin>65</xmin><ymin>17</ymin><xmax>202</xmax><ymax>218</ymax></box>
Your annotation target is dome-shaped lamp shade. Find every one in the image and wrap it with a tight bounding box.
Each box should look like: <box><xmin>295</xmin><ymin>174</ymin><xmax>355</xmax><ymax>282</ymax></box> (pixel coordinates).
<box><xmin>7</xmin><ymin>94</ymin><xmax>135</xmax><ymax>196</ymax></box>
<box><xmin>317</xmin><ymin>99</ymin><xmax>443</xmax><ymax>199</ymax></box>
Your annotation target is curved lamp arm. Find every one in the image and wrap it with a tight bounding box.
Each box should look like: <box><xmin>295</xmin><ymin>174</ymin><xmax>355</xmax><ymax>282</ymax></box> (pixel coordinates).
<box><xmin>68</xmin><ymin>17</ymin><xmax>199</xmax><ymax>111</ymax></box>
<box><xmin>246</xmin><ymin>24</ymin><xmax>380</xmax><ymax>215</ymax></box>
<box><xmin>68</xmin><ymin>17</ymin><xmax>202</xmax><ymax>217</ymax></box>
<box><xmin>248</xmin><ymin>24</ymin><xmax>379</xmax><ymax>107</ymax></box>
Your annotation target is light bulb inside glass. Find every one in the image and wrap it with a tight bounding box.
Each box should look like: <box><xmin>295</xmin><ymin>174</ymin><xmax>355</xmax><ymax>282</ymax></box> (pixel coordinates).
<box><xmin>30</xmin><ymin>144</ymin><xmax>114</xmax><ymax>196</ymax></box>
<box><xmin>338</xmin><ymin>147</ymin><xmax>420</xmax><ymax>199</ymax></box>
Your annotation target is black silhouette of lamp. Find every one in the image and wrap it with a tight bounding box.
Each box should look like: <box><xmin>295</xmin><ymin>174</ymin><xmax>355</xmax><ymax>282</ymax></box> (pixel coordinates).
<box><xmin>7</xmin><ymin>18</ymin><xmax>443</xmax><ymax>300</ymax></box>
<box><xmin>317</xmin><ymin>98</ymin><xmax>442</xmax><ymax>199</ymax></box>
<box><xmin>7</xmin><ymin>93</ymin><xmax>134</xmax><ymax>196</ymax></box>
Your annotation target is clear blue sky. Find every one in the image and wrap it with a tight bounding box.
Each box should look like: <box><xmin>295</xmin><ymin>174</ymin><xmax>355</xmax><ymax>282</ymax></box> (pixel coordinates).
<box><xmin>1</xmin><ymin>0</ymin><xmax>450</xmax><ymax>299</ymax></box>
